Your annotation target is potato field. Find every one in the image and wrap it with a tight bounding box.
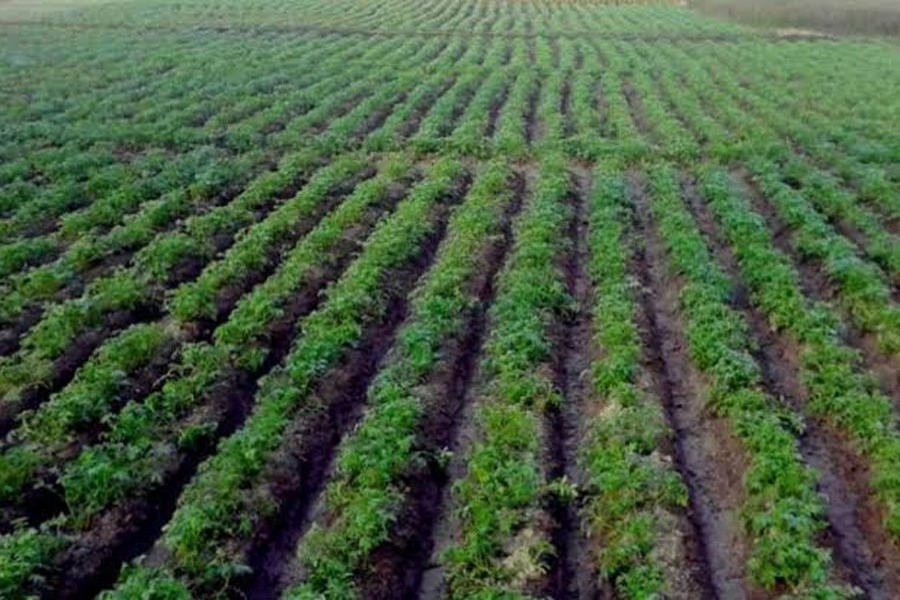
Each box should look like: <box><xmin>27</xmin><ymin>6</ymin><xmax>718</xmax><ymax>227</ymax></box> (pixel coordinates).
<box><xmin>0</xmin><ymin>0</ymin><xmax>899</xmax><ymax>598</ymax></box>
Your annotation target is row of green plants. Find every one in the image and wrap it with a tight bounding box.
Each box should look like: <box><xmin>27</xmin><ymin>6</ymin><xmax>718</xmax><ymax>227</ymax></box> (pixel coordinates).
<box><xmin>208</xmin><ymin>158</ymin><xmax>414</xmax><ymax>367</ymax></box>
<box><xmin>490</xmin><ymin>37</ymin><xmax>532</xmax><ymax>156</ymax></box>
<box><xmin>622</xmin><ymin>40</ymin><xmax>900</xmax><ymax>358</ymax></box>
<box><xmin>0</xmin><ymin>150</ymin><xmax>268</xmax><ymax>325</ymax></box>
<box><xmin>0</xmin><ymin>150</ymin><xmax>314</xmax><ymax>399</ymax></box>
<box><xmin>611</xmin><ymin>40</ymin><xmax>699</xmax><ymax>162</ymax></box>
<box><xmin>0</xmin><ymin>150</ymin><xmax>365</xmax><ymax>520</ymax></box>
<box><xmin>0</xmin><ymin>33</ymin><xmax>436</xmax><ymax>327</ymax></box>
<box><xmin>697</xmin><ymin>166</ymin><xmax>900</xmax><ymax>540</ymax></box>
<box><xmin>747</xmin><ymin>159</ymin><xmax>900</xmax><ymax>356</ymax></box>
<box><xmin>0</xmin><ymin>146</ymin><xmax>229</xmax><ymax>280</ymax></box>
<box><xmin>679</xmin><ymin>45</ymin><xmax>900</xmax><ymax>284</ymax></box>
<box><xmin>287</xmin><ymin>160</ymin><xmax>517</xmax><ymax>598</ymax></box>
<box><xmin>442</xmin><ymin>153</ymin><xmax>572</xmax><ymax>597</ymax></box>
<box><xmin>0</xmin><ymin>322</ymin><xmax>170</xmax><ymax>504</ymax></box>
<box><xmin>691</xmin><ymin>41</ymin><xmax>899</xmax><ymax>220</ymax></box>
<box><xmin>100</xmin><ymin>157</ymin><xmax>465</xmax><ymax>597</ymax></box>
<box><xmin>167</xmin><ymin>154</ymin><xmax>371</xmax><ymax>324</ymax></box>
<box><xmin>33</xmin><ymin>0</ymin><xmax>747</xmax><ymax>34</ymax></box>
<box><xmin>271</xmin><ymin>37</ymin><xmax>440</xmax><ymax>150</ymax></box>
<box><xmin>447</xmin><ymin>67</ymin><xmax>510</xmax><ymax>157</ymax></box>
<box><xmin>578</xmin><ymin>161</ymin><xmax>689</xmax><ymax>598</ymax></box>
<box><xmin>0</xmin><ymin>154</ymin><xmax>429</xmax><ymax>598</ymax></box>
<box><xmin>646</xmin><ymin>166</ymin><xmax>844</xmax><ymax>595</ymax></box>
<box><xmin>412</xmin><ymin>69</ymin><xmax>487</xmax><ymax>153</ymax></box>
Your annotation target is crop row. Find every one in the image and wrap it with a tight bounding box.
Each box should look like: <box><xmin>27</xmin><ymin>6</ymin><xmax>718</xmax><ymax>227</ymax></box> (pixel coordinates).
<box><xmin>100</xmin><ymin>157</ymin><xmax>465</xmax><ymax>597</ymax></box>
<box><xmin>698</xmin><ymin>167</ymin><xmax>900</xmax><ymax>541</ymax></box>
<box><xmin>289</xmin><ymin>160</ymin><xmax>518</xmax><ymax>597</ymax></box>
<box><xmin>578</xmin><ymin>162</ymin><xmax>689</xmax><ymax>597</ymax></box>
<box><xmin>441</xmin><ymin>153</ymin><xmax>572</xmax><ymax>596</ymax></box>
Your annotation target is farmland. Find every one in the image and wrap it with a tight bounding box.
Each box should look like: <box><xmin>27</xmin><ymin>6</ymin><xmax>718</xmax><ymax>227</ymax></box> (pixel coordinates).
<box><xmin>0</xmin><ymin>0</ymin><xmax>899</xmax><ymax>597</ymax></box>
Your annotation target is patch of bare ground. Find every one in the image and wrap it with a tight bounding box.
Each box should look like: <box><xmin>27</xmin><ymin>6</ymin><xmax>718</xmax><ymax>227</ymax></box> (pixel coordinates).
<box><xmin>214</xmin><ymin>176</ymin><xmax>471</xmax><ymax>599</ymax></box>
<box><xmin>549</xmin><ymin>167</ymin><xmax>597</xmax><ymax>599</ymax></box>
<box><xmin>630</xmin><ymin>173</ymin><xmax>762</xmax><ymax>600</ymax></box>
<box><xmin>42</xmin><ymin>175</ymin><xmax>450</xmax><ymax>600</ymax></box>
<box><xmin>774</xmin><ymin>27</ymin><xmax>833</xmax><ymax>40</ymax></box>
<box><xmin>622</xmin><ymin>79</ymin><xmax>655</xmax><ymax>145</ymax></box>
<box><xmin>734</xmin><ymin>168</ymin><xmax>900</xmax><ymax>405</ymax></box>
<box><xmin>680</xmin><ymin>173</ymin><xmax>900</xmax><ymax>598</ymax></box>
<box><xmin>485</xmin><ymin>83</ymin><xmax>510</xmax><ymax>140</ymax></box>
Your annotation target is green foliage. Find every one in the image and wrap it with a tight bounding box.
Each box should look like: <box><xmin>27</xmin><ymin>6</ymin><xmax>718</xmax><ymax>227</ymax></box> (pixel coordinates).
<box><xmin>290</xmin><ymin>160</ymin><xmax>516</xmax><ymax>598</ymax></box>
<box><xmin>443</xmin><ymin>153</ymin><xmax>572</xmax><ymax>597</ymax></box>
<box><xmin>648</xmin><ymin>165</ymin><xmax>842</xmax><ymax>594</ymax></box>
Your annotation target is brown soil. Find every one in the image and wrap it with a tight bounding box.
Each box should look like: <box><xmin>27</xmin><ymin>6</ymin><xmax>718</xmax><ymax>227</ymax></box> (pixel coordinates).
<box><xmin>5</xmin><ymin>174</ymin><xmax>414</xmax><ymax>529</ymax></box>
<box><xmin>33</xmin><ymin>174</ymin><xmax>448</xmax><ymax>599</ymax></box>
<box><xmin>226</xmin><ymin>177</ymin><xmax>470</xmax><ymax>599</ymax></box>
<box><xmin>621</xmin><ymin>177</ymin><xmax>714</xmax><ymax>600</ymax></box>
<box><xmin>549</xmin><ymin>168</ymin><xmax>598</xmax><ymax>599</ymax></box>
<box><xmin>485</xmin><ymin>82</ymin><xmax>510</xmax><ymax>140</ymax></box>
<box><xmin>0</xmin><ymin>162</ymin><xmax>316</xmax><ymax>436</ymax></box>
<box><xmin>418</xmin><ymin>171</ymin><xmax>534</xmax><ymax>599</ymax></box>
<box><xmin>734</xmin><ymin>169</ymin><xmax>900</xmax><ymax>405</ymax></box>
<box><xmin>347</xmin><ymin>172</ymin><xmax>524</xmax><ymax>599</ymax></box>
<box><xmin>631</xmin><ymin>173</ymin><xmax>762</xmax><ymax>600</ymax></box>
<box><xmin>396</xmin><ymin>76</ymin><xmax>456</xmax><ymax>140</ymax></box>
<box><xmin>681</xmin><ymin>173</ymin><xmax>900</xmax><ymax>597</ymax></box>
<box><xmin>622</xmin><ymin>79</ymin><xmax>655</xmax><ymax>145</ymax></box>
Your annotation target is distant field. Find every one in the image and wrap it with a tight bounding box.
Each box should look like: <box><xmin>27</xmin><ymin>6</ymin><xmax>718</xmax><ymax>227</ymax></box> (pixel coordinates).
<box><xmin>691</xmin><ymin>0</ymin><xmax>900</xmax><ymax>36</ymax></box>
<box><xmin>1</xmin><ymin>0</ymin><xmax>899</xmax><ymax>598</ymax></box>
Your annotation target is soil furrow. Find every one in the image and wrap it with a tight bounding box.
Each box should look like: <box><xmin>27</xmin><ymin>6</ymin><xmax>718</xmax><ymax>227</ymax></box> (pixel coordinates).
<box><xmin>549</xmin><ymin>167</ymin><xmax>595</xmax><ymax>599</ymax></box>
<box><xmin>680</xmin><ymin>173</ymin><xmax>900</xmax><ymax>598</ymax></box>
<box><xmin>631</xmin><ymin>173</ymin><xmax>757</xmax><ymax>600</ymax></box>
<box><xmin>397</xmin><ymin>77</ymin><xmax>457</xmax><ymax>140</ymax></box>
<box><xmin>0</xmin><ymin>162</ymin><xmax>338</xmax><ymax>437</ymax></box>
<box><xmin>622</xmin><ymin>78</ymin><xmax>654</xmax><ymax>145</ymax></box>
<box><xmin>0</xmin><ymin>158</ymin><xmax>284</xmax><ymax>357</ymax></box>
<box><xmin>485</xmin><ymin>82</ymin><xmax>511</xmax><ymax>139</ymax></box>
<box><xmin>733</xmin><ymin>168</ymin><xmax>900</xmax><ymax>404</ymax></box>
<box><xmin>0</xmin><ymin>173</ymin><xmax>410</xmax><ymax>528</ymax></box>
<box><xmin>338</xmin><ymin>173</ymin><xmax>526</xmax><ymax>599</ymax></box>
<box><xmin>525</xmin><ymin>77</ymin><xmax>540</xmax><ymax>145</ymax></box>
<box><xmin>223</xmin><ymin>176</ymin><xmax>471</xmax><ymax>599</ymax></box>
<box><xmin>45</xmin><ymin>177</ymin><xmax>430</xmax><ymax>599</ymax></box>
<box><xmin>559</xmin><ymin>71</ymin><xmax>573</xmax><ymax>139</ymax></box>
<box><xmin>418</xmin><ymin>171</ymin><xmax>534</xmax><ymax>599</ymax></box>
